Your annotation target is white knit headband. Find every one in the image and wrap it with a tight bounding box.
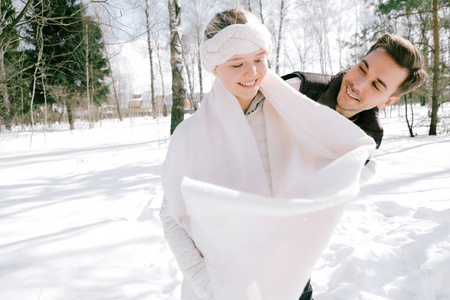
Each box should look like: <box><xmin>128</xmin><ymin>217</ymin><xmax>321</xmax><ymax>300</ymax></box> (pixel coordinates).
<box><xmin>200</xmin><ymin>19</ymin><xmax>272</xmax><ymax>73</ymax></box>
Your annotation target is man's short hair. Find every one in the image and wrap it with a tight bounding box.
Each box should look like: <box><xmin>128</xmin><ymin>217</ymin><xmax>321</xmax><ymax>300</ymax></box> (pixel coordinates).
<box><xmin>366</xmin><ymin>34</ymin><xmax>427</xmax><ymax>96</ymax></box>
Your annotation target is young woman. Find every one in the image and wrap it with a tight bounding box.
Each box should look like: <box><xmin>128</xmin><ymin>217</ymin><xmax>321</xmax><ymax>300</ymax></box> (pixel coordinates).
<box><xmin>160</xmin><ymin>8</ymin><xmax>375</xmax><ymax>300</ymax></box>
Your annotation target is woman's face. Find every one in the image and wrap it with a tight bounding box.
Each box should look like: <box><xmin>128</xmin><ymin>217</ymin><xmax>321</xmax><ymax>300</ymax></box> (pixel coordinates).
<box><xmin>213</xmin><ymin>49</ymin><xmax>268</xmax><ymax>112</ymax></box>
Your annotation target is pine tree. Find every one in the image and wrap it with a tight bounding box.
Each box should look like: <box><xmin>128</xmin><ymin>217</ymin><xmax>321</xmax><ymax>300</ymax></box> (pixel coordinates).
<box><xmin>27</xmin><ymin>0</ymin><xmax>109</xmax><ymax>129</ymax></box>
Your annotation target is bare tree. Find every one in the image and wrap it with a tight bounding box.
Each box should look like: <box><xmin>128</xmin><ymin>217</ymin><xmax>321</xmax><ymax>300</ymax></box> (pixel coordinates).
<box><xmin>84</xmin><ymin>17</ymin><xmax>93</xmax><ymax>128</ymax></box>
<box><xmin>144</xmin><ymin>0</ymin><xmax>157</xmax><ymax>118</ymax></box>
<box><xmin>274</xmin><ymin>0</ymin><xmax>285</xmax><ymax>74</ymax></box>
<box><xmin>29</xmin><ymin>7</ymin><xmax>45</xmax><ymax>130</ymax></box>
<box><xmin>404</xmin><ymin>93</ymin><xmax>415</xmax><ymax>137</ymax></box>
<box><xmin>168</xmin><ymin>0</ymin><xmax>186</xmax><ymax>134</ymax></box>
<box><xmin>429</xmin><ymin>0</ymin><xmax>440</xmax><ymax>135</ymax></box>
<box><xmin>0</xmin><ymin>0</ymin><xmax>33</xmax><ymax>130</ymax></box>
<box><xmin>258</xmin><ymin>0</ymin><xmax>264</xmax><ymax>24</ymax></box>
<box><xmin>184</xmin><ymin>0</ymin><xmax>216</xmax><ymax>101</ymax></box>
<box><xmin>181</xmin><ymin>35</ymin><xmax>196</xmax><ymax>112</ymax></box>
<box><xmin>155</xmin><ymin>37</ymin><xmax>167</xmax><ymax>112</ymax></box>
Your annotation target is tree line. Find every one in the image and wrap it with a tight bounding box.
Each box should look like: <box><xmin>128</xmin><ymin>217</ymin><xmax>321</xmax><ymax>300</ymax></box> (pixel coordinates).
<box><xmin>0</xmin><ymin>0</ymin><xmax>448</xmax><ymax>136</ymax></box>
<box><xmin>1</xmin><ymin>0</ymin><xmax>110</xmax><ymax>131</ymax></box>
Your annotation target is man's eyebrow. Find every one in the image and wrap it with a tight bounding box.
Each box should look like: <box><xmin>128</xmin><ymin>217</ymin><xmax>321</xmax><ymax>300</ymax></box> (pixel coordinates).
<box><xmin>362</xmin><ymin>59</ymin><xmax>387</xmax><ymax>90</ymax></box>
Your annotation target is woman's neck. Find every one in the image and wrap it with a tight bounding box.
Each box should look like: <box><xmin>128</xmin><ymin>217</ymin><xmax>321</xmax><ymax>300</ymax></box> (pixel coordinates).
<box><xmin>237</xmin><ymin>96</ymin><xmax>254</xmax><ymax>113</ymax></box>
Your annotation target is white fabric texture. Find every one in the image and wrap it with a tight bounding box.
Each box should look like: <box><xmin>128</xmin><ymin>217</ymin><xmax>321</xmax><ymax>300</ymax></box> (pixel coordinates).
<box><xmin>161</xmin><ymin>70</ymin><xmax>375</xmax><ymax>299</ymax></box>
<box><xmin>159</xmin><ymin>198</ymin><xmax>213</xmax><ymax>299</ymax></box>
<box><xmin>245</xmin><ymin>100</ymin><xmax>272</xmax><ymax>193</ymax></box>
<box><xmin>200</xmin><ymin>18</ymin><xmax>272</xmax><ymax>73</ymax></box>
<box><xmin>159</xmin><ymin>101</ymin><xmax>272</xmax><ymax>300</ymax></box>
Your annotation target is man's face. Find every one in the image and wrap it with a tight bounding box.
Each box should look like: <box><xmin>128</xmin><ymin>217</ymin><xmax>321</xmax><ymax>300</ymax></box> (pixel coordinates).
<box><xmin>336</xmin><ymin>48</ymin><xmax>408</xmax><ymax>118</ymax></box>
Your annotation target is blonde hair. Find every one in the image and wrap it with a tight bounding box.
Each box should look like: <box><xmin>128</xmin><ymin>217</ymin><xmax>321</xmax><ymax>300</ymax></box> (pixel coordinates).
<box><xmin>204</xmin><ymin>8</ymin><xmax>249</xmax><ymax>41</ymax></box>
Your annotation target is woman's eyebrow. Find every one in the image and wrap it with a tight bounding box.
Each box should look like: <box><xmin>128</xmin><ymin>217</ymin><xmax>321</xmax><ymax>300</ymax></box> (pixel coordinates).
<box><xmin>227</xmin><ymin>50</ymin><xmax>266</xmax><ymax>62</ymax></box>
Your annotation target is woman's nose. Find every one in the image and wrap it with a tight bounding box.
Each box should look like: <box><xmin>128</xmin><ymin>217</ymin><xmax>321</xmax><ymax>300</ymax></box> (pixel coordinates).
<box><xmin>244</xmin><ymin>63</ymin><xmax>257</xmax><ymax>76</ymax></box>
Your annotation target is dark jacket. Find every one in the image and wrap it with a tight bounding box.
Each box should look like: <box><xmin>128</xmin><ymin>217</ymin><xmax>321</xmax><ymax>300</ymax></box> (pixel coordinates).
<box><xmin>282</xmin><ymin>71</ymin><xmax>383</xmax><ymax>149</ymax></box>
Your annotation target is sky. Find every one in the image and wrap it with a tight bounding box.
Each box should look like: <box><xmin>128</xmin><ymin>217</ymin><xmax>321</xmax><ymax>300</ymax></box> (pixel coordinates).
<box><xmin>0</xmin><ymin>102</ymin><xmax>449</xmax><ymax>299</ymax></box>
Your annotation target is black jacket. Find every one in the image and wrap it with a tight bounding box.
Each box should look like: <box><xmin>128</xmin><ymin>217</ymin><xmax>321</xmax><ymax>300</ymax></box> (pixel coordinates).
<box><xmin>282</xmin><ymin>71</ymin><xmax>383</xmax><ymax>149</ymax></box>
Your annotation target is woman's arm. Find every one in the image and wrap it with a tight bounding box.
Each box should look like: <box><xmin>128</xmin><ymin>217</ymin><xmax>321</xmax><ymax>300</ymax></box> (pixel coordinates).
<box><xmin>159</xmin><ymin>197</ymin><xmax>213</xmax><ymax>298</ymax></box>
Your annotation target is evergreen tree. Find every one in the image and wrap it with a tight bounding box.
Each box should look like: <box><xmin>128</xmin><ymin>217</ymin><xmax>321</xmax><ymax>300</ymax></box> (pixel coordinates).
<box><xmin>26</xmin><ymin>0</ymin><xmax>109</xmax><ymax>129</ymax></box>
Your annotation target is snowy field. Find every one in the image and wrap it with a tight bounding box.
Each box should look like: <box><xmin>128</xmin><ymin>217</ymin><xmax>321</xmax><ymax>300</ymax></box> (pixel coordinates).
<box><xmin>0</xmin><ymin>104</ymin><xmax>449</xmax><ymax>300</ymax></box>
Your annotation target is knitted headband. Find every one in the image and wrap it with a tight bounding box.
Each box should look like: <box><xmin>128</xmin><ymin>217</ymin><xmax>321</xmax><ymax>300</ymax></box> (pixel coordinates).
<box><xmin>200</xmin><ymin>17</ymin><xmax>272</xmax><ymax>73</ymax></box>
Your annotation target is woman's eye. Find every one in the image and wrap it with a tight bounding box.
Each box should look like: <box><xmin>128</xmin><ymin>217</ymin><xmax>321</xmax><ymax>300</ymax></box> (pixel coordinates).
<box><xmin>232</xmin><ymin>63</ymin><xmax>243</xmax><ymax>68</ymax></box>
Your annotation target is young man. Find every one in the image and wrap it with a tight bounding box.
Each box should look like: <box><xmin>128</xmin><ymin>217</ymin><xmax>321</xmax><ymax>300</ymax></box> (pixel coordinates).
<box><xmin>283</xmin><ymin>34</ymin><xmax>427</xmax><ymax>149</ymax></box>
<box><xmin>285</xmin><ymin>34</ymin><xmax>427</xmax><ymax>300</ymax></box>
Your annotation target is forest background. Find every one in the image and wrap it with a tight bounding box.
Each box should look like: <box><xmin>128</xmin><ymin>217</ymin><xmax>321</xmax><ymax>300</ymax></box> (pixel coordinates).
<box><xmin>0</xmin><ymin>0</ymin><xmax>449</xmax><ymax>135</ymax></box>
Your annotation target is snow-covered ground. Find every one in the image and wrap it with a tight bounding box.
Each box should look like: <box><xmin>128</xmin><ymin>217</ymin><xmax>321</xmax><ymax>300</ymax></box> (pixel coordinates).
<box><xmin>1</xmin><ymin>104</ymin><xmax>449</xmax><ymax>300</ymax></box>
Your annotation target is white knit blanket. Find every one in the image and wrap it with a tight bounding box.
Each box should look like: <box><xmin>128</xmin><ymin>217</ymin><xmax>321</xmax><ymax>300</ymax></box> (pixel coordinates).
<box><xmin>162</xmin><ymin>70</ymin><xmax>375</xmax><ymax>299</ymax></box>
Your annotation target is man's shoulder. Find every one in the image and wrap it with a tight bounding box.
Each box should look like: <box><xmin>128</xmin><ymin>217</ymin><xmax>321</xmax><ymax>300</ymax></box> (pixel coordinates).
<box><xmin>282</xmin><ymin>71</ymin><xmax>333</xmax><ymax>101</ymax></box>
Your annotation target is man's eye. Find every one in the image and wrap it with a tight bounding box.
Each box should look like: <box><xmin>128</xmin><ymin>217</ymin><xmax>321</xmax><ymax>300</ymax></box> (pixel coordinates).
<box><xmin>255</xmin><ymin>59</ymin><xmax>262</xmax><ymax>63</ymax></box>
<box><xmin>359</xmin><ymin>66</ymin><xmax>366</xmax><ymax>74</ymax></box>
<box><xmin>372</xmin><ymin>82</ymin><xmax>380</xmax><ymax>91</ymax></box>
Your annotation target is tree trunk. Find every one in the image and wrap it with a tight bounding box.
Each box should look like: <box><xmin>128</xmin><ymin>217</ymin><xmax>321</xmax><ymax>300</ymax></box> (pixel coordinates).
<box><xmin>196</xmin><ymin>33</ymin><xmax>203</xmax><ymax>100</ymax></box>
<box><xmin>259</xmin><ymin>0</ymin><xmax>264</xmax><ymax>24</ymax></box>
<box><xmin>404</xmin><ymin>94</ymin><xmax>414</xmax><ymax>137</ymax></box>
<box><xmin>30</xmin><ymin>18</ymin><xmax>45</xmax><ymax>130</ymax></box>
<box><xmin>181</xmin><ymin>36</ymin><xmax>196</xmax><ymax>112</ymax></box>
<box><xmin>168</xmin><ymin>0</ymin><xmax>186</xmax><ymax>134</ymax></box>
<box><xmin>41</xmin><ymin>73</ymin><xmax>48</xmax><ymax>130</ymax></box>
<box><xmin>156</xmin><ymin>40</ymin><xmax>166</xmax><ymax>104</ymax></box>
<box><xmin>0</xmin><ymin>48</ymin><xmax>11</xmax><ymax>130</ymax></box>
<box><xmin>429</xmin><ymin>0</ymin><xmax>440</xmax><ymax>135</ymax></box>
<box><xmin>275</xmin><ymin>0</ymin><xmax>285</xmax><ymax>74</ymax></box>
<box><xmin>145</xmin><ymin>0</ymin><xmax>157</xmax><ymax>118</ymax></box>
<box><xmin>98</xmin><ymin>22</ymin><xmax>122</xmax><ymax>121</ymax></box>
<box><xmin>84</xmin><ymin>20</ymin><xmax>93</xmax><ymax>128</ymax></box>
<box><xmin>66</xmin><ymin>101</ymin><xmax>75</xmax><ymax>130</ymax></box>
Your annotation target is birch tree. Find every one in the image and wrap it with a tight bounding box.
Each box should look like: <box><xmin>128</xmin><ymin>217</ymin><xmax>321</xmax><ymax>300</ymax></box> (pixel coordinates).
<box><xmin>168</xmin><ymin>0</ymin><xmax>186</xmax><ymax>134</ymax></box>
<box><xmin>145</xmin><ymin>0</ymin><xmax>157</xmax><ymax>118</ymax></box>
<box><xmin>274</xmin><ymin>0</ymin><xmax>285</xmax><ymax>74</ymax></box>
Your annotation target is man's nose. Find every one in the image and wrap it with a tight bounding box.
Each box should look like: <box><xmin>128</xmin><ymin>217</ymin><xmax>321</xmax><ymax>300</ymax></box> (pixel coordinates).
<box><xmin>353</xmin><ymin>77</ymin><xmax>369</xmax><ymax>91</ymax></box>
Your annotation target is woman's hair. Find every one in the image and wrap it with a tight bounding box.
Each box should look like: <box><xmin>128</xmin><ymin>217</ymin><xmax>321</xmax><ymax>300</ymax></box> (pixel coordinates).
<box><xmin>204</xmin><ymin>8</ymin><xmax>249</xmax><ymax>41</ymax></box>
<box><xmin>366</xmin><ymin>34</ymin><xmax>427</xmax><ymax>96</ymax></box>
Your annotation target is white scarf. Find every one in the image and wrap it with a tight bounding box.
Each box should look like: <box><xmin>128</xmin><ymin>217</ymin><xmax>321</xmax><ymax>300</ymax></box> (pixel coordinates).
<box><xmin>162</xmin><ymin>70</ymin><xmax>375</xmax><ymax>299</ymax></box>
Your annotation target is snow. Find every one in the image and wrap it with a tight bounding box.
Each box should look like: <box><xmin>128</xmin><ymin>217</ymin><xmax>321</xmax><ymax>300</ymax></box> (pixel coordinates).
<box><xmin>1</xmin><ymin>106</ymin><xmax>449</xmax><ymax>300</ymax></box>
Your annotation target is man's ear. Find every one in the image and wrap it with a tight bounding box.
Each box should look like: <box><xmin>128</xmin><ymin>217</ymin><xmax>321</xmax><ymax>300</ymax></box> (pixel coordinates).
<box><xmin>378</xmin><ymin>96</ymin><xmax>400</xmax><ymax>109</ymax></box>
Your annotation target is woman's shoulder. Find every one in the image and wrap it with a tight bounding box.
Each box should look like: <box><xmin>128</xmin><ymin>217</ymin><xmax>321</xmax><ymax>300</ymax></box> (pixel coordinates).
<box><xmin>169</xmin><ymin>113</ymin><xmax>200</xmax><ymax>147</ymax></box>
